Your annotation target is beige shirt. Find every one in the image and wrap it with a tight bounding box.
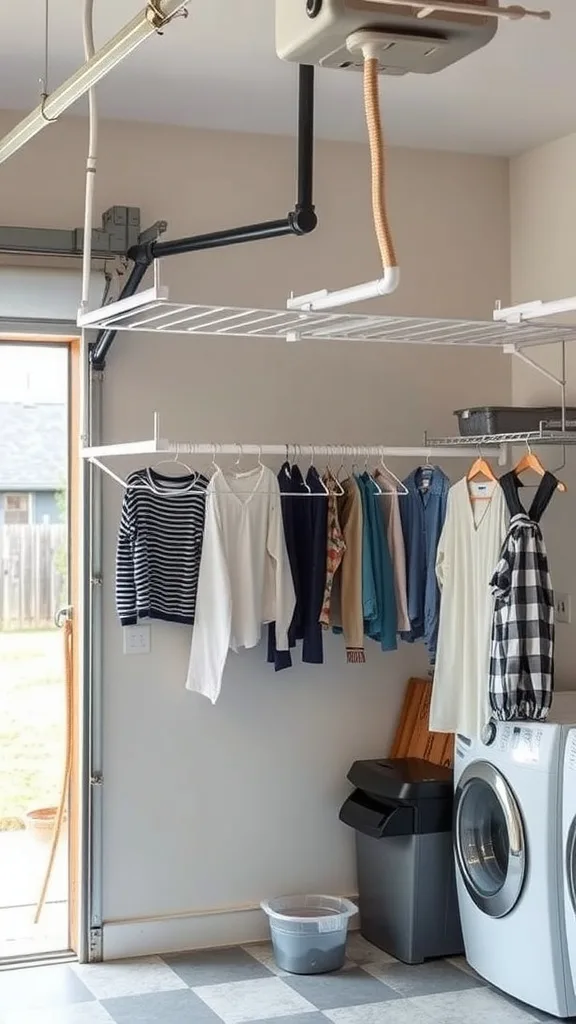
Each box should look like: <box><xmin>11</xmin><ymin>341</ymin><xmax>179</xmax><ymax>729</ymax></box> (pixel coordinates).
<box><xmin>330</xmin><ymin>477</ymin><xmax>365</xmax><ymax>663</ymax></box>
<box><xmin>374</xmin><ymin>468</ymin><xmax>411</xmax><ymax>633</ymax></box>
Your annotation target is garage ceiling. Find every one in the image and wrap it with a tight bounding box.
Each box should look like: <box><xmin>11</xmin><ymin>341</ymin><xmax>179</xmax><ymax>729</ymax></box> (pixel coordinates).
<box><xmin>0</xmin><ymin>0</ymin><xmax>574</xmax><ymax>156</ymax></box>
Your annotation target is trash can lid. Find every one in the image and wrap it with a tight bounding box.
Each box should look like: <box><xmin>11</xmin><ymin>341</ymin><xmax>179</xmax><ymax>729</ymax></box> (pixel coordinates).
<box><xmin>346</xmin><ymin>757</ymin><xmax>453</xmax><ymax>803</ymax></box>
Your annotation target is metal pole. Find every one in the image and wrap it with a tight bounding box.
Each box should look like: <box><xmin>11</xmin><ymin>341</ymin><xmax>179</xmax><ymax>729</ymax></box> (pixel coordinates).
<box><xmin>557</xmin><ymin>338</ymin><xmax>567</xmax><ymax>475</ymax></box>
<box><xmin>137</xmin><ymin>66</ymin><xmax>317</xmax><ymax>262</ymax></box>
<box><xmin>78</xmin><ymin>327</ymin><xmax>91</xmax><ymax>964</ymax></box>
<box><xmin>510</xmin><ymin>347</ymin><xmax>566</xmax><ymax>388</ymax></box>
<box><xmin>297</xmin><ymin>65</ymin><xmax>315</xmax><ymax>214</ymax></box>
<box><xmin>91</xmin><ymin>260</ymin><xmax>149</xmax><ymax>369</ymax></box>
<box><xmin>87</xmin><ymin>366</ymin><xmax>104</xmax><ymax>962</ymax></box>
<box><xmin>561</xmin><ymin>338</ymin><xmax>567</xmax><ymax>431</ymax></box>
<box><xmin>125</xmin><ymin>67</ymin><xmax>316</xmax><ymax>255</ymax></box>
<box><xmin>79</xmin><ymin>346</ymin><xmax>104</xmax><ymax>963</ymax></box>
<box><xmin>90</xmin><ymin>65</ymin><xmax>317</xmax><ymax>369</ymax></box>
<box><xmin>151</xmin><ymin>218</ymin><xmax>295</xmax><ymax>259</ymax></box>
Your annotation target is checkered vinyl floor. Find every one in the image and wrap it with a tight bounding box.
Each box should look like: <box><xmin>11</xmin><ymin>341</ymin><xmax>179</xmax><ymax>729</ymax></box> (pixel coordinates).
<box><xmin>0</xmin><ymin>935</ymin><xmax>562</xmax><ymax>1023</ymax></box>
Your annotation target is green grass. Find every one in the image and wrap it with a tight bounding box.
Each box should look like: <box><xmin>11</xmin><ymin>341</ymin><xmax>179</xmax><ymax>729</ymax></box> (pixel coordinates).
<box><xmin>0</xmin><ymin>631</ymin><xmax>65</xmax><ymax>830</ymax></box>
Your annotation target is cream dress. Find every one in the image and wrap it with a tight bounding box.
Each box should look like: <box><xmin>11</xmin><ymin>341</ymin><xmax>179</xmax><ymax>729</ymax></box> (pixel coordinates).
<box><xmin>430</xmin><ymin>477</ymin><xmax>508</xmax><ymax>738</ymax></box>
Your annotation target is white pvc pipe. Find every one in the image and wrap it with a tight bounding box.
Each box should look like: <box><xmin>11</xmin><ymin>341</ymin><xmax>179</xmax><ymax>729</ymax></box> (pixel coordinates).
<box><xmin>287</xmin><ymin>267</ymin><xmax>400</xmax><ymax>312</ymax></box>
<box><xmin>0</xmin><ymin>0</ymin><xmax>191</xmax><ymax>166</ymax></box>
<box><xmin>81</xmin><ymin>0</ymin><xmax>97</xmax><ymax>311</ymax></box>
<box><xmin>494</xmin><ymin>296</ymin><xmax>576</xmax><ymax>323</ymax></box>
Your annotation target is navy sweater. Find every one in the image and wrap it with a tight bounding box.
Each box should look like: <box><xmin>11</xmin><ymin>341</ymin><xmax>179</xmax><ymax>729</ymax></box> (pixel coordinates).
<box><xmin>267</xmin><ymin>463</ymin><xmax>328</xmax><ymax>670</ymax></box>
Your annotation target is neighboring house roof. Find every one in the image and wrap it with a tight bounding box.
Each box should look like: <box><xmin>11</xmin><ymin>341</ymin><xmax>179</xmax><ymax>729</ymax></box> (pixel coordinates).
<box><xmin>0</xmin><ymin>402</ymin><xmax>66</xmax><ymax>491</ymax></box>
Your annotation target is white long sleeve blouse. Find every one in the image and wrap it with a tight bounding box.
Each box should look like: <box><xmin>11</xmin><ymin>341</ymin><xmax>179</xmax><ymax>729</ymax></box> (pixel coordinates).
<box><xmin>431</xmin><ymin>478</ymin><xmax>507</xmax><ymax>738</ymax></box>
<box><xmin>185</xmin><ymin>465</ymin><xmax>296</xmax><ymax>703</ymax></box>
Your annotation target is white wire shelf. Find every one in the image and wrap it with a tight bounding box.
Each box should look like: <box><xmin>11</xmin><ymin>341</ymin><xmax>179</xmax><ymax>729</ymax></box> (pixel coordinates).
<box><xmin>77</xmin><ymin>285</ymin><xmax>576</xmax><ymax>349</ymax></box>
<box><xmin>427</xmin><ymin>429</ymin><xmax>576</xmax><ymax>447</ymax></box>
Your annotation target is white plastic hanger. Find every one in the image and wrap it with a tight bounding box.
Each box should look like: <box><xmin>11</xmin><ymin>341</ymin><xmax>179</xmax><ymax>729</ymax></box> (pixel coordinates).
<box><xmin>90</xmin><ymin>446</ymin><xmax>205</xmax><ymax>496</ymax></box>
<box><xmin>375</xmin><ymin>451</ymin><xmax>409</xmax><ymax>496</ymax></box>
<box><xmin>305</xmin><ymin>446</ymin><xmax>330</xmax><ymax>497</ymax></box>
<box><xmin>357</xmin><ymin>449</ymin><xmax>384</xmax><ymax>495</ymax></box>
<box><xmin>324</xmin><ymin>445</ymin><xmax>345</xmax><ymax>497</ymax></box>
<box><xmin>153</xmin><ymin>445</ymin><xmax>195</xmax><ymax>476</ymax></box>
<box><xmin>198</xmin><ymin>443</ymin><xmax>222</xmax><ymax>480</ymax></box>
<box><xmin>144</xmin><ymin>446</ymin><xmax>203</xmax><ymax>496</ymax></box>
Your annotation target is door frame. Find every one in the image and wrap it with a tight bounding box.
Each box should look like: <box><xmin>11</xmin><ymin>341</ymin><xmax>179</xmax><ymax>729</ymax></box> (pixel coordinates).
<box><xmin>0</xmin><ymin>333</ymin><xmax>86</xmax><ymax>958</ymax></box>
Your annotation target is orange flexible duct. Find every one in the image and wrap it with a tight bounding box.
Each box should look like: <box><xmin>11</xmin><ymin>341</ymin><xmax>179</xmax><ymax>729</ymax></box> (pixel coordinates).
<box><xmin>363</xmin><ymin>56</ymin><xmax>397</xmax><ymax>270</ymax></box>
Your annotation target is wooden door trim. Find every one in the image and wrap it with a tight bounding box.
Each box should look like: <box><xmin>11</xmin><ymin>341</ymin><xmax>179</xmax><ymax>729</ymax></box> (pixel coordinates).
<box><xmin>0</xmin><ymin>334</ymin><xmax>79</xmax><ymax>343</ymax></box>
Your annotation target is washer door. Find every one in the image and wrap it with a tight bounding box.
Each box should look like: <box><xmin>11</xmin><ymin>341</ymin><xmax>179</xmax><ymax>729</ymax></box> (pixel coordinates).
<box><xmin>567</xmin><ymin>817</ymin><xmax>576</xmax><ymax>915</ymax></box>
<box><xmin>455</xmin><ymin>760</ymin><xmax>526</xmax><ymax>918</ymax></box>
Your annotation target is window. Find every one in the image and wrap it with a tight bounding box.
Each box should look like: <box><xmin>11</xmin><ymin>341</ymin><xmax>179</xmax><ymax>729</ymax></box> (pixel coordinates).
<box><xmin>4</xmin><ymin>493</ymin><xmax>30</xmax><ymax>525</ymax></box>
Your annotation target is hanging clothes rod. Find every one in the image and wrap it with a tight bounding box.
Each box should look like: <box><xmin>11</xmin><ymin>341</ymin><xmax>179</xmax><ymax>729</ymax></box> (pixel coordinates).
<box><xmin>85</xmin><ymin>440</ymin><xmax>507</xmax><ymax>490</ymax></box>
<box><xmin>83</xmin><ymin>441</ymin><xmax>500</xmax><ymax>460</ymax></box>
<box><xmin>82</xmin><ymin>416</ymin><xmax>508</xmax><ymax>487</ymax></box>
<box><xmin>82</xmin><ymin>411</ymin><xmax>508</xmax><ymax>464</ymax></box>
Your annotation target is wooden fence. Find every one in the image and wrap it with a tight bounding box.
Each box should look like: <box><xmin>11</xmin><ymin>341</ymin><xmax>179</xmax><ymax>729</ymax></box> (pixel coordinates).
<box><xmin>0</xmin><ymin>524</ymin><xmax>67</xmax><ymax>630</ymax></box>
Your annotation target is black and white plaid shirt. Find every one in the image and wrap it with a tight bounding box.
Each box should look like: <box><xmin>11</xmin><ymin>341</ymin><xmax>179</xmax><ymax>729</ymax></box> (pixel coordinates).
<box><xmin>489</xmin><ymin>475</ymin><xmax>556</xmax><ymax>721</ymax></box>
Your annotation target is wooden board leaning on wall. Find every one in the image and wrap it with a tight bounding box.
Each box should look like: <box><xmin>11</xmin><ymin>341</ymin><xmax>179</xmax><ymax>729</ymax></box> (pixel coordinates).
<box><xmin>390</xmin><ymin>677</ymin><xmax>454</xmax><ymax>768</ymax></box>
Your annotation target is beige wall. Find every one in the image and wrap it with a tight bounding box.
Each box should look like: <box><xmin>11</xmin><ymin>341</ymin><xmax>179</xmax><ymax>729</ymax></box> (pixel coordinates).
<box><xmin>0</xmin><ymin>110</ymin><xmax>511</xmax><ymax>956</ymax></box>
<box><xmin>510</xmin><ymin>134</ymin><xmax>576</xmax><ymax>688</ymax></box>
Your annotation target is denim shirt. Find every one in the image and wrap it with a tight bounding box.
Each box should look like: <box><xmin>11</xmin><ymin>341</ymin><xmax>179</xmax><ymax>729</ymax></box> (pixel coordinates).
<box><xmin>399</xmin><ymin>466</ymin><xmax>450</xmax><ymax>661</ymax></box>
<box><xmin>356</xmin><ymin>473</ymin><xmax>398</xmax><ymax>652</ymax></box>
<box><xmin>354</xmin><ymin>474</ymin><xmax>377</xmax><ymax>625</ymax></box>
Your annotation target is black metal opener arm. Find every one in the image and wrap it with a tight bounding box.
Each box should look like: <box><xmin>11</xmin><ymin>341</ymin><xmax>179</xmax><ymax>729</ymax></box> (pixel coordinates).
<box><xmin>91</xmin><ymin>65</ymin><xmax>316</xmax><ymax>369</ymax></box>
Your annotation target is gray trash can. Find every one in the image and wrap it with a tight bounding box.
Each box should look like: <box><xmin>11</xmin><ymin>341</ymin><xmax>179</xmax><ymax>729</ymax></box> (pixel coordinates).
<box><xmin>340</xmin><ymin>757</ymin><xmax>463</xmax><ymax>965</ymax></box>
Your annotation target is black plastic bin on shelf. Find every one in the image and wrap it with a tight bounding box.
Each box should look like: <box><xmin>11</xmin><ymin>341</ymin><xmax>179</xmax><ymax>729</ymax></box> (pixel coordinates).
<box><xmin>454</xmin><ymin>406</ymin><xmax>576</xmax><ymax>437</ymax></box>
<box><xmin>340</xmin><ymin>758</ymin><xmax>463</xmax><ymax>965</ymax></box>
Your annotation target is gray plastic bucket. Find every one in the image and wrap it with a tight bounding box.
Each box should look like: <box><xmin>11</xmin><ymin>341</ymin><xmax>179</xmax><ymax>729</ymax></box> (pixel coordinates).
<box><xmin>260</xmin><ymin>895</ymin><xmax>357</xmax><ymax>975</ymax></box>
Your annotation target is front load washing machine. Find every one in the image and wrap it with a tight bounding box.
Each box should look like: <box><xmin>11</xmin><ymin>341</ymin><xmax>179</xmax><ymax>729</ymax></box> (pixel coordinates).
<box><xmin>454</xmin><ymin>720</ymin><xmax>576</xmax><ymax>1018</ymax></box>
<box><xmin>561</xmin><ymin>726</ymin><xmax>576</xmax><ymax>1003</ymax></box>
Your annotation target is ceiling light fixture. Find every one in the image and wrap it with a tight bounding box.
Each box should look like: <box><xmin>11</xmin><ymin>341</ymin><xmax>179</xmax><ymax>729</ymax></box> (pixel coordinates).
<box><xmin>0</xmin><ymin>0</ymin><xmax>191</xmax><ymax>167</ymax></box>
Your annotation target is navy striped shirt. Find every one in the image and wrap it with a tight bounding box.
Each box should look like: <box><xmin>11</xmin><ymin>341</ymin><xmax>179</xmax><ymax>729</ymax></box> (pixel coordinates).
<box><xmin>116</xmin><ymin>468</ymin><xmax>208</xmax><ymax>626</ymax></box>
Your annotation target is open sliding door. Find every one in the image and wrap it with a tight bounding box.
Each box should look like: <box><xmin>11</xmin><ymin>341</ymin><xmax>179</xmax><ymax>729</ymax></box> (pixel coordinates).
<box><xmin>0</xmin><ymin>267</ymin><xmax>104</xmax><ymax>963</ymax></box>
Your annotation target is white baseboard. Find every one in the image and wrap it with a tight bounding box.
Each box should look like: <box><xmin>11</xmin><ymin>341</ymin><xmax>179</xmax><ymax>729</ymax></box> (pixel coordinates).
<box><xmin>102</xmin><ymin>907</ymin><xmax>269</xmax><ymax>960</ymax></box>
<box><xmin>102</xmin><ymin>895</ymin><xmax>359</xmax><ymax>961</ymax></box>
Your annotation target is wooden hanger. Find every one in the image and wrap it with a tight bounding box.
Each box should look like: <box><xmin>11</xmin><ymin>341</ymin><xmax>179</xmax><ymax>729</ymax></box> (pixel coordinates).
<box><xmin>513</xmin><ymin>448</ymin><xmax>567</xmax><ymax>493</ymax></box>
<box><xmin>466</xmin><ymin>453</ymin><xmax>497</xmax><ymax>501</ymax></box>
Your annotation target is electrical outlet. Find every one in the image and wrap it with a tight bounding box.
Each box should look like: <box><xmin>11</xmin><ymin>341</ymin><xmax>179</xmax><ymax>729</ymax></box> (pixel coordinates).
<box><xmin>555</xmin><ymin>594</ymin><xmax>572</xmax><ymax>625</ymax></box>
<box><xmin>123</xmin><ymin>624</ymin><xmax>151</xmax><ymax>655</ymax></box>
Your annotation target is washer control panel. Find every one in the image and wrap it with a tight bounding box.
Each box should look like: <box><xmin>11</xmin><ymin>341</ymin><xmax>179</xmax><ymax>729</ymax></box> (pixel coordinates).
<box><xmin>495</xmin><ymin>722</ymin><xmax>557</xmax><ymax>768</ymax></box>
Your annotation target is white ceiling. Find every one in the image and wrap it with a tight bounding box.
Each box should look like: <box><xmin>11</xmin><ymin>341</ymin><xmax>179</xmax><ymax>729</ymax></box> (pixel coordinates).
<box><xmin>1</xmin><ymin>0</ymin><xmax>575</xmax><ymax>155</ymax></box>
